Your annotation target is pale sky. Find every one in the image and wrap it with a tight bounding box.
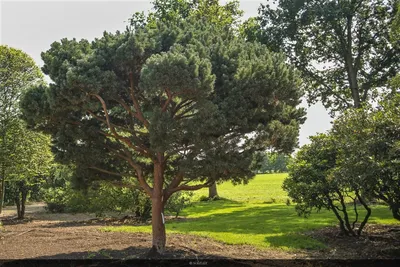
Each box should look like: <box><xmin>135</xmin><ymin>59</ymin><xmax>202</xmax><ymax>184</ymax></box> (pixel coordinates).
<box><xmin>0</xmin><ymin>0</ymin><xmax>332</xmax><ymax>147</ymax></box>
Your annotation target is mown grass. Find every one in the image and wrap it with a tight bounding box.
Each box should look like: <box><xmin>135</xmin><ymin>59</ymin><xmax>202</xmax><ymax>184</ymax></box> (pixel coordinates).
<box><xmin>191</xmin><ymin>173</ymin><xmax>289</xmax><ymax>204</ymax></box>
<box><xmin>103</xmin><ymin>173</ymin><xmax>400</xmax><ymax>251</ymax></box>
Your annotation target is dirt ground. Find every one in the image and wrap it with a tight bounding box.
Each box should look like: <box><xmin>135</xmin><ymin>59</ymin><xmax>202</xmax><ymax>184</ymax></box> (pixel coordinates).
<box><xmin>0</xmin><ymin>203</ymin><xmax>399</xmax><ymax>260</ymax></box>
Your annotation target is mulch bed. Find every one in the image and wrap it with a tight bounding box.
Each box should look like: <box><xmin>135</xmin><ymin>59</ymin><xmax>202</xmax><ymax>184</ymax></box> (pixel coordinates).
<box><xmin>305</xmin><ymin>224</ymin><xmax>400</xmax><ymax>259</ymax></box>
<box><xmin>0</xmin><ymin>218</ymin><xmax>295</xmax><ymax>260</ymax></box>
<box><xmin>1</xmin><ymin>215</ymin><xmax>399</xmax><ymax>260</ymax></box>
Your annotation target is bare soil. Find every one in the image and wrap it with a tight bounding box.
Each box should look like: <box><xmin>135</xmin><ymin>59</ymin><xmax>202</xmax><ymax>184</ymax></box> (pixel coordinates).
<box><xmin>0</xmin><ymin>204</ymin><xmax>295</xmax><ymax>260</ymax></box>
<box><xmin>0</xmin><ymin>203</ymin><xmax>399</xmax><ymax>260</ymax></box>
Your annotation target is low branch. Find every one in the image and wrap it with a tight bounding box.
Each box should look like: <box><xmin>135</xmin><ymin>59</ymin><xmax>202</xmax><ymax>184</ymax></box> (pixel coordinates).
<box><xmin>168</xmin><ymin>180</ymin><xmax>214</xmax><ymax>195</ymax></box>
<box><xmin>124</xmin><ymin>155</ymin><xmax>153</xmax><ymax>196</ymax></box>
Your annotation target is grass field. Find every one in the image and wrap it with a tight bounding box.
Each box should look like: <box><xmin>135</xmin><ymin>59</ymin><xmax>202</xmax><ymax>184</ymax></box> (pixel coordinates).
<box><xmin>103</xmin><ymin>174</ymin><xmax>400</xmax><ymax>251</ymax></box>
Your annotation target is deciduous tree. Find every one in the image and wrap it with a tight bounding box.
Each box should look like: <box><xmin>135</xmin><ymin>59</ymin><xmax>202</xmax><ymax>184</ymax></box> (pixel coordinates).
<box><xmin>250</xmin><ymin>0</ymin><xmax>400</xmax><ymax>114</ymax></box>
<box><xmin>0</xmin><ymin>45</ymin><xmax>44</xmax><ymax>213</ymax></box>
<box><xmin>0</xmin><ymin>119</ymin><xmax>53</xmax><ymax>219</ymax></box>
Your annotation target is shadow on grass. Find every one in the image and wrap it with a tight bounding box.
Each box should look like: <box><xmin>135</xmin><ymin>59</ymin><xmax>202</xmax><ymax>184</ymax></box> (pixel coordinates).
<box><xmin>172</xmin><ymin>204</ymin><xmax>333</xmax><ymax>234</ymax></box>
<box><xmin>264</xmin><ymin>233</ymin><xmax>327</xmax><ymax>250</ymax></box>
<box><xmin>166</xmin><ymin>202</ymin><xmax>398</xmax><ymax>250</ymax></box>
<box><xmin>181</xmin><ymin>199</ymin><xmax>242</xmax><ymax>216</ymax></box>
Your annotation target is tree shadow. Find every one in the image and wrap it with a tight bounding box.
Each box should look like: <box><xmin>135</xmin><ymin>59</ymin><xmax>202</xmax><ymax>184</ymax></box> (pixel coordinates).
<box><xmin>170</xmin><ymin>204</ymin><xmax>334</xmax><ymax>235</ymax></box>
<box><xmin>0</xmin><ymin>216</ymin><xmax>34</xmax><ymax>225</ymax></box>
<box><xmin>181</xmin><ymin>198</ymin><xmax>243</xmax><ymax>215</ymax></box>
<box><xmin>167</xmin><ymin>202</ymin><xmax>400</xmax><ymax>251</ymax></box>
<box><xmin>33</xmin><ymin>246</ymin><xmax>227</xmax><ymax>260</ymax></box>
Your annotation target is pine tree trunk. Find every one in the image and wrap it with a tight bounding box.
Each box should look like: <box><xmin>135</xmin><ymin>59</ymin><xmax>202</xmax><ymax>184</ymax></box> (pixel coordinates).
<box><xmin>149</xmin><ymin>195</ymin><xmax>166</xmax><ymax>256</ymax></box>
<box><xmin>208</xmin><ymin>182</ymin><xmax>218</xmax><ymax>199</ymax></box>
<box><xmin>148</xmin><ymin>161</ymin><xmax>166</xmax><ymax>257</ymax></box>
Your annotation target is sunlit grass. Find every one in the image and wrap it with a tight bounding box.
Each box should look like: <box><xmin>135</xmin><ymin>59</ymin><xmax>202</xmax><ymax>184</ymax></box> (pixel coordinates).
<box><xmin>191</xmin><ymin>173</ymin><xmax>289</xmax><ymax>203</ymax></box>
<box><xmin>103</xmin><ymin>174</ymin><xmax>400</xmax><ymax>251</ymax></box>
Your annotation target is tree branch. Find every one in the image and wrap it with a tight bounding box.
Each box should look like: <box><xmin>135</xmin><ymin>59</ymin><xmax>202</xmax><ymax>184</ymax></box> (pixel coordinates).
<box><xmin>129</xmin><ymin>72</ymin><xmax>149</xmax><ymax>128</ymax></box>
<box><xmin>167</xmin><ymin>180</ymin><xmax>214</xmax><ymax>195</ymax></box>
<box><xmin>162</xmin><ymin>88</ymin><xmax>173</xmax><ymax>113</ymax></box>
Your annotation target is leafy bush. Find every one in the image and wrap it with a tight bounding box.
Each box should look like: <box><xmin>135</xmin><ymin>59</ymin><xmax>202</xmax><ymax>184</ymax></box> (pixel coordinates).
<box><xmin>43</xmin><ymin>187</ymin><xmax>67</xmax><ymax>213</ymax></box>
<box><xmin>43</xmin><ymin>181</ymin><xmax>193</xmax><ymax>221</ymax></box>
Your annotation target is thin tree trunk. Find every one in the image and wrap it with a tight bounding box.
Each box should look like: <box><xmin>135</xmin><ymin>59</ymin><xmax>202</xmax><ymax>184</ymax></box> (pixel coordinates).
<box><xmin>356</xmin><ymin>192</ymin><xmax>371</xmax><ymax>236</ymax></box>
<box><xmin>338</xmin><ymin>191</ymin><xmax>356</xmax><ymax>236</ymax></box>
<box><xmin>345</xmin><ymin>15</ymin><xmax>361</xmax><ymax>108</ymax></box>
<box><xmin>0</xmin><ymin>175</ymin><xmax>4</xmax><ymax>214</ymax></box>
<box><xmin>148</xmin><ymin>161</ymin><xmax>166</xmax><ymax>257</ymax></box>
<box><xmin>15</xmin><ymin>195</ymin><xmax>21</xmax><ymax>219</ymax></box>
<box><xmin>208</xmin><ymin>182</ymin><xmax>218</xmax><ymax>199</ymax></box>
<box><xmin>328</xmin><ymin>197</ymin><xmax>349</xmax><ymax>236</ymax></box>
<box><xmin>20</xmin><ymin>186</ymin><xmax>27</xmax><ymax>219</ymax></box>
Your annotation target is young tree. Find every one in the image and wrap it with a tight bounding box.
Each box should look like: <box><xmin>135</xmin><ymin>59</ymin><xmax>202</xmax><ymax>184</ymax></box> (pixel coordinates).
<box><xmin>21</xmin><ymin>19</ymin><xmax>305</xmax><ymax>254</ymax></box>
<box><xmin>249</xmin><ymin>0</ymin><xmax>400</xmax><ymax>115</ymax></box>
<box><xmin>0</xmin><ymin>45</ymin><xmax>44</xmax><ymax>213</ymax></box>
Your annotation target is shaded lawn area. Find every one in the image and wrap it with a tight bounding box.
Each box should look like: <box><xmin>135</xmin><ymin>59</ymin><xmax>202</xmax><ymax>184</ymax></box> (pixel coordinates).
<box><xmin>103</xmin><ymin>174</ymin><xmax>400</xmax><ymax>251</ymax></box>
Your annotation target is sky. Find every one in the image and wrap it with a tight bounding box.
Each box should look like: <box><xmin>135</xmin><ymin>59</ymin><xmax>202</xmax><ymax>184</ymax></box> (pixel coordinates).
<box><xmin>0</xmin><ymin>0</ymin><xmax>332</xmax><ymax>147</ymax></box>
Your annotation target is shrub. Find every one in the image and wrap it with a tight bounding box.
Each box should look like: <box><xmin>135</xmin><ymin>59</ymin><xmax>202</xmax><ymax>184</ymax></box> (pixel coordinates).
<box><xmin>284</xmin><ymin>133</ymin><xmax>371</xmax><ymax>236</ymax></box>
<box><xmin>43</xmin><ymin>182</ymin><xmax>159</xmax><ymax>221</ymax></box>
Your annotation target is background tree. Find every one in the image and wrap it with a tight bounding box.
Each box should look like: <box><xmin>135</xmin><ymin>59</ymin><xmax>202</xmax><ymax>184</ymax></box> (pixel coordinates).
<box><xmin>249</xmin><ymin>0</ymin><xmax>400</xmax><ymax>115</ymax></box>
<box><xmin>0</xmin><ymin>45</ymin><xmax>44</xmax><ymax>213</ymax></box>
<box><xmin>390</xmin><ymin>2</ymin><xmax>400</xmax><ymax>92</ymax></box>
<box><xmin>148</xmin><ymin>0</ymin><xmax>243</xmax><ymax>29</ymax></box>
<box><xmin>256</xmin><ymin>151</ymin><xmax>290</xmax><ymax>173</ymax></box>
<box><xmin>0</xmin><ymin>119</ymin><xmax>53</xmax><ymax>219</ymax></box>
<box><xmin>21</xmin><ymin>17</ymin><xmax>305</xmax><ymax>254</ymax></box>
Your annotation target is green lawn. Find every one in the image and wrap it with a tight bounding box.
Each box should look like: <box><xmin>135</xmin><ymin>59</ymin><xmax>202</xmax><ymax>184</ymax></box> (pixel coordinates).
<box><xmin>103</xmin><ymin>173</ymin><xmax>400</xmax><ymax>251</ymax></box>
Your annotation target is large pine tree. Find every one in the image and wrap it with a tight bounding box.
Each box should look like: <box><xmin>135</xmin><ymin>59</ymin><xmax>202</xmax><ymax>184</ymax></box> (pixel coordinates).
<box><xmin>21</xmin><ymin>18</ymin><xmax>305</xmax><ymax>254</ymax></box>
